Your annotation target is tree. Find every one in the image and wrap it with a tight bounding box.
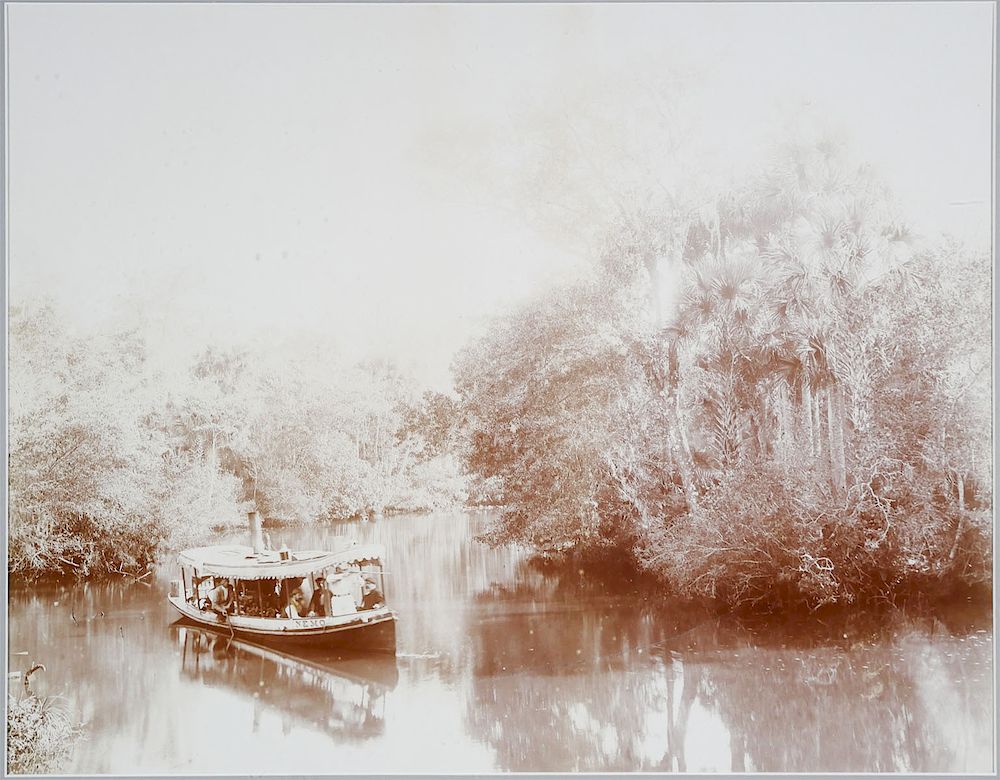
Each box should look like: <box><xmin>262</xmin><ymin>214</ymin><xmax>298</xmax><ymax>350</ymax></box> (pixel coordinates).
<box><xmin>457</xmin><ymin>128</ymin><xmax>992</xmax><ymax>609</ymax></box>
<box><xmin>455</xmin><ymin>265</ymin><xmax>650</xmax><ymax>551</ymax></box>
<box><xmin>8</xmin><ymin>305</ymin><xmax>168</xmax><ymax>576</ymax></box>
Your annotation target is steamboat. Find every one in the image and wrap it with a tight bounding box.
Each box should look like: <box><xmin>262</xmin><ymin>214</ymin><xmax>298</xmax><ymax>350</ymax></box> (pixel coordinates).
<box><xmin>168</xmin><ymin>511</ymin><xmax>396</xmax><ymax>654</ymax></box>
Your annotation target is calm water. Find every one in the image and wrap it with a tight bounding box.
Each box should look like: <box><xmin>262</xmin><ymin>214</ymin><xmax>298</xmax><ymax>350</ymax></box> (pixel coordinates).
<box><xmin>7</xmin><ymin>511</ymin><xmax>994</xmax><ymax>774</ymax></box>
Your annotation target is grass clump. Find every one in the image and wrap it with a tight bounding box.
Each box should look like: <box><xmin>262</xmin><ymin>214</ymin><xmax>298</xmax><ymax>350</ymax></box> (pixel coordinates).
<box><xmin>6</xmin><ymin>693</ymin><xmax>83</xmax><ymax>775</ymax></box>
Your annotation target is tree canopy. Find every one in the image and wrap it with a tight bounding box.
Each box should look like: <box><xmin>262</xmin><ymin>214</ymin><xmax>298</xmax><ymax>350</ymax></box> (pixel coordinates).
<box><xmin>455</xmin><ymin>134</ymin><xmax>992</xmax><ymax>610</ymax></box>
<box><xmin>8</xmin><ymin>306</ymin><xmax>467</xmax><ymax>578</ymax></box>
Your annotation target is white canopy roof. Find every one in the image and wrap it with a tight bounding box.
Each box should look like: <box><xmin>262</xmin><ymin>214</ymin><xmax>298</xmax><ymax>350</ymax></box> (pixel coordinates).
<box><xmin>178</xmin><ymin>543</ymin><xmax>385</xmax><ymax>580</ymax></box>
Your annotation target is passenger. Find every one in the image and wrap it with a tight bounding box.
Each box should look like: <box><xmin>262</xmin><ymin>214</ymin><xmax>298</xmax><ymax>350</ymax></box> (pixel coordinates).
<box><xmin>348</xmin><ymin>565</ymin><xmax>364</xmax><ymax>607</ymax></box>
<box><xmin>308</xmin><ymin>576</ymin><xmax>333</xmax><ymax>617</ymax></box>
<box><xmin>291</xmin><ymin>590</ymin><xmax>307</xmax><ymax>617</ymax></box>
<box><xmin>260</xmin><ymin>578</ymin><xmax>282</xmax><ymax>617</ymax></box>
<box><xmin>361</xmin><ymin>578</ymin><xmax>385</xmax><ymax>611</ymax></box>
<box><xmin>237</xmin><ymin>586</ymin><xmax>256</xmax><ymax>616</ymax></box>
<box><xmin>286</xmin><ymin>578</ymin><xmax>307</xmax><ymax>619</ymax></box>
<box><xmin>328</xmin><ymin>566</ymin><xmax>348</xmax><ymax>595</ymax></box>
<box><xmin>331</xmin><ymin>564</ymin><xmax>363</xmax><ymax>606</ymax></box>
<box><xmin>208</xmin><ymin>579</ymin><xmax>233</xmax><ymax>618</ymax></box>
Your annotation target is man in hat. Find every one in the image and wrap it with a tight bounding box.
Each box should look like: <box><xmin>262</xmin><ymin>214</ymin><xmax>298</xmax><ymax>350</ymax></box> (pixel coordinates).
<box><xmin>308</xmin><ymin>575</ymin><xmax>333</xmax><ymax>617</ymax></box>
<box><xmin>361</xmin><ymin>577</ymin><xmax>384</xmax><ymax>611</ymax></box>
<box><xmin>208</xmin><ymin>578</ymin><xmax>233</xmax><ymax>619</ymax></box>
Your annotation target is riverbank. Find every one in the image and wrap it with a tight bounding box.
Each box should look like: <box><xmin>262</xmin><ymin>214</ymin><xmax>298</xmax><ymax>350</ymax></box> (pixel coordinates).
<box><xmin>10</xmin><ymin>503</ymin><xmax>992</xmax><ymax>624</ymax></box>
<box><xmin>7</xmin><ymin>498</ymin><xmax>465</xmax><ymax>582</ymax></box>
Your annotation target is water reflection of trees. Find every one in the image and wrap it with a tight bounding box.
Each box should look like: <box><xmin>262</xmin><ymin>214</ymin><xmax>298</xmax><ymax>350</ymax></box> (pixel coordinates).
<box><xmin>464</xmin><ymin>559</ymin><xmax>993</xmax><ymax>773</ymax></box>
<box><xmin>464</xmin><ymin>562</ymin><xmax>714</xmax><ymax>771</ymax></box>
<box><xmin>693</xmin><ymin>641</ymin><xmax>934</xmax><ymax>771</ymax></box>
<box><xmin>678</xmin><ymin>608</ymin><xmax>993</xmax><ymax>772</ymax></box>
<box><xmin>8</xmin><ymin>578</ymin><xmax>180</xmax><ymax>773</ymax></box>
<box><xmin>271</xmin><ymin>511</ymin><xmax>523</xmax><ymax>670</ymax></box>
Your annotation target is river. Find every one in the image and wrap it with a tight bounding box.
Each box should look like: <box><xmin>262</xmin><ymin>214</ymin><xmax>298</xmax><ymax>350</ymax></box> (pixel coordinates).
<box><xmin>6</xmin><ymin>510</ymin><xmax>994</xmax><ymax>773</ymax></box>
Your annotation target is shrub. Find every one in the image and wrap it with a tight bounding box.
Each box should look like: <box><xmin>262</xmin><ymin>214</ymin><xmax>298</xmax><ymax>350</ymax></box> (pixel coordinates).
<box><xmin>635</xmin><ymin>459</ymin><xmax>993</xmax><ymax>610</ymax></box>
<box><xmin>6</xmin><ymin>694</ymin><xmax>82</xmax><ymax>774</ymax></box>
<box><xmin>636</xmin><ymin>463</ymin><xmax>830</xmax><ymax>609</ymax></box>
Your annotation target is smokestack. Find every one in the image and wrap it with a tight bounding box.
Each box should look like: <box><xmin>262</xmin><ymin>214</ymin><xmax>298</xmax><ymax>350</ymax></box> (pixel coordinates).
<box><xmin>248</xmin><ymin>510</ymin><xmax>265</xmax><ymax>555</ymax></box>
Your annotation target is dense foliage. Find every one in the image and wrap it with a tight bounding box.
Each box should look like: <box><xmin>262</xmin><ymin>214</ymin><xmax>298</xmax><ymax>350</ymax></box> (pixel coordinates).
<box><xmin>8</xmin><ymin>306</ymin><xmax>466</xmax><ymax>578</ymax></box>
<box><xmin>455</xmin><ymin>138</ymin><xmax>992</xmax><ymax>610</ymax></box>
<box><xmin>6</xmin><ymin>693</ymin><xmax>82</xmax><ymax>774</ymax></box>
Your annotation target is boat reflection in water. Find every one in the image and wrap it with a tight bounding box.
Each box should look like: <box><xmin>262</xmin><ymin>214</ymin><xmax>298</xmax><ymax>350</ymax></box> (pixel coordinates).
<box><xmin>172</xmin><ymin>623</ymin><xmax>399</xmax><ymax>740</ymax></box>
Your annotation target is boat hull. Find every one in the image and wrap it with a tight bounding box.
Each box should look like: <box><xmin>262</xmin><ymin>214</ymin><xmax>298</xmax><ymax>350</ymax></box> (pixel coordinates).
<box><xmin>168</xmin><ymin>596</ymin><xmax>397</xmax><ymax>655</ymax></box>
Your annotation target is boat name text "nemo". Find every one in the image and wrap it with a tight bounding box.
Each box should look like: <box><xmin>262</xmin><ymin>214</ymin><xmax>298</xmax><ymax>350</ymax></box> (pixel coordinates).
<box><xmin>293</xmin><ymin>618</ymin><xmax>328</xmax><ymax>629</ymax></box>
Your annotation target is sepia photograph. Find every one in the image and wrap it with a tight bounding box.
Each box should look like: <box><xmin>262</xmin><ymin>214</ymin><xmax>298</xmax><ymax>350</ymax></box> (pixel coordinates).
<box><xmin>4</xmin><ymin>0</ymin><xmax>995</xmax><ymax>775</ymax></box>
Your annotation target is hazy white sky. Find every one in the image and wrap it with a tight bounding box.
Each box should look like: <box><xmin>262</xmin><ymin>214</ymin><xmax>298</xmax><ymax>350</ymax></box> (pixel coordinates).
<box><xmin>8</xmin><ymin>2</ymin><xmax>994</xmax><ymax>389</ymax></box>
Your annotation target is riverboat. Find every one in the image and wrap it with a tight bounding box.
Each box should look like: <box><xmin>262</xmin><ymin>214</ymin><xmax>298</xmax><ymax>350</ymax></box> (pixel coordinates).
<box><xmin>167</xmin><ymin>511</ymin><xmax>397</xmax><ymax>654</ymax></box>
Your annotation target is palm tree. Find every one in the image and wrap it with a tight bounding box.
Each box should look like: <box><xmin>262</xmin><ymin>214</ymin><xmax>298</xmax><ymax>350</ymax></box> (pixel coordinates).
<box><xmin>742</xmin><ymin>135</ymin><xmax>908</xmax><ymax>499</ymax></box>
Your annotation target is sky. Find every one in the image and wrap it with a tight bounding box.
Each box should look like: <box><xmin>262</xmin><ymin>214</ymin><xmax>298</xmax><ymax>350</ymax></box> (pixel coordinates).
<box><xmin>7</xmin><ymin>2</ymin><xmax>995</xmax><ymax>390</ymax></box>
